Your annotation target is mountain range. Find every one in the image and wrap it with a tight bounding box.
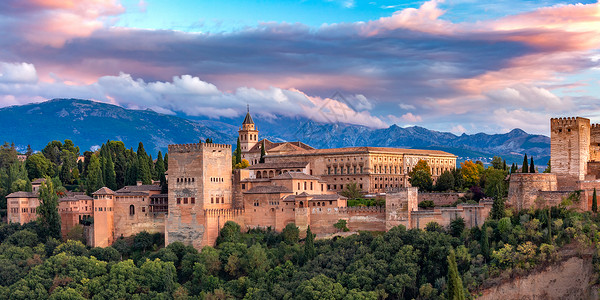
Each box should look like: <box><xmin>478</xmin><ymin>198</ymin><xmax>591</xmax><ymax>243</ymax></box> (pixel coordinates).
<box><xmin>0</xmin><ymin>99</ymin><xmax>550</xmax><ymax>165</ymax></box>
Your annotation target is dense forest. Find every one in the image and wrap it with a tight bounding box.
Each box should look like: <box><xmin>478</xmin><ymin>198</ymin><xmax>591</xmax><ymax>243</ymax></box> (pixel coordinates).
<box><xmin>0</xmin><ymin>139</ymin><xmax>595</xmax><ymax>299</ymax></box>
<box><xmin>0</xmin><ymin>203</ymin><xmax>598</xmax><ymax>299</ymax></box>
<box><xmin>0</xmin><ymin>139</ymin><xmax>168</xmax><ymax>216</ymax></box>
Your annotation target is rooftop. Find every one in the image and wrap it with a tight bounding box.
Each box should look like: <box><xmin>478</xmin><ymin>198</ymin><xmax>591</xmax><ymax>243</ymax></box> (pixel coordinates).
<box><xmin>267</xmin><ymin>146</ymin><xmax>456</xmax><ymax>157</ymax></box>
<box><xmin>92</xmin><ymin>187</ymin><xmax>115</xmax><ymax>195</ymax></box>
<box><xmin>247</xmin><ymin>161</ymin><xmax>309</xmax><ymax>170</ymax></box>
<box><xmin>271</xmin><ymin>172</ymin><xmax>320</xmax><ymax>181</ymax></box>
<box><xmin>6</xmin><ymin>191</ymin><xmax>38</xmax><ymax>198</ymax></box>
<box><xmin>245</xmin><ymin>185</ymin><xmax>292</xmax><ymax>194</ymax></box>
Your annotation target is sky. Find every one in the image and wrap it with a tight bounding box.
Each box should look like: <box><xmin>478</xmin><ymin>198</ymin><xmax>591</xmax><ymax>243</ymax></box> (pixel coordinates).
<box><xmin>0</xmin><ymin>0</ymin><xmax>599</xmax><ymax>135</ymax></box>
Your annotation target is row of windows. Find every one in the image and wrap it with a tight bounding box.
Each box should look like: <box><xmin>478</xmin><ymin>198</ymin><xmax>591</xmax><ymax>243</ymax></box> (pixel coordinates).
<box><xmin>95</xmin><ymin>207</ymin><xmax>113</xmax><ymax>212</ymax></box>
<box><xmin>210</xmin><ymin>177</ymin><xmax>224</xmax><ymax>183</ymax></box>
<box><xmin>373</xmin><ymin>183</ymin><xmax>404</xmax><ymax>189</ymax></box>
<box><xmin>241</xmin><ymin>133</ymin><xmax>257</xmax><ymax>141</ymax></box>
<box><xmin>211</xmin><ymin>197</ymin><xmax>225</xmax><ymax>204</ymax></box>
<box><xmin>10</xmin><ymin>207</ymin><xmax>36</xmax><ymax>214</ymax></box>
<box><xmin>296</xmin><ymin>181</ymin><xmax>324</xmax><ymax>191</ymax></box>
<box><xmin>176</xmin><ymin>197</ymin><xmax>196</xmax><ymax>205</ymax></box>
<box><xmin>177</xmin><ymin>177</ymin><xmax>195</xmax><ymax>183</ymax></box>
<box><xmin>328</xmin><ymin>157</ymin><xmax>364</xmax><ymax>162</ymax></box>
<box><xmin>328</xmin><ymin>183</ymin><xmax>364</xmax><ymax>190</ymax></box>
<box><xmin>327</xmin><ymin>166</ymin><xmax>364</xmax><ymax>175</ymax></box>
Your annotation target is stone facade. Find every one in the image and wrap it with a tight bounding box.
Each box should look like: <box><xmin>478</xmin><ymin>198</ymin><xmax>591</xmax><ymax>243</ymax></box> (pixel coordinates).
<box><xmin>163</xmin><ymin>112</ymin><xmax>482</xmax><ymax>250</ymax></box>
<box><xmin>507</xmin><ymin>116</ymin><xmax>600</xmax><ymax>212</ymax></box>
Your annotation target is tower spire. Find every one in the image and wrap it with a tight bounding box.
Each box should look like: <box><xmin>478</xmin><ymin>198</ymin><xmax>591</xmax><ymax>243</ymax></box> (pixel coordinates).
<box><xmin>247</xmin><ymin>104</ymin><xmax>249</xmax><ymax>113</ymax></box>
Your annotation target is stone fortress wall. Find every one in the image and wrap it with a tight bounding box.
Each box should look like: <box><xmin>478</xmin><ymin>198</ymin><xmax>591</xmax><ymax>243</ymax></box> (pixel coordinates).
<box><xmin>508</xmin><ymin>116</ymin><xmax>600</xmax><ymax>212</ymax></box>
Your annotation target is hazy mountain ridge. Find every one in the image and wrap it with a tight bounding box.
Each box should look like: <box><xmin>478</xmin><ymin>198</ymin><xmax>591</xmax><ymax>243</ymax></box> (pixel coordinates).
<box><xmin>0</xmin><ymin>99</ymin><xmax>549</xmax><ymax>164</ymax></box>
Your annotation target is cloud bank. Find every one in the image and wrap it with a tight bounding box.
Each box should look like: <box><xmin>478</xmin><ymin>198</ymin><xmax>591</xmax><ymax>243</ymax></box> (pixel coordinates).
<box><xmin>0</xmin><ymin>0</ymin><xmax>599</xmax><ymax>134</ymax></box>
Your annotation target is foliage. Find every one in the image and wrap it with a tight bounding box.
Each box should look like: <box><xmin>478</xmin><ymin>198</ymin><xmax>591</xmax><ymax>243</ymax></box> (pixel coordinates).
<box><xmin>435</xmin><ymin>170</ymin><xmax>455</xmax><ymax>192</ymax></box>
<box><xmin>234</xmin><ymin>159</ymin><xmax>250</xmax><ymax>170</ymax></box>
<box><xmin>418</xmin><ymin>200</ymin><xmax>435</xmax><ymax>209</ymax></box>
<box><xmin>334</xmin><ymin>219</ymin><xmax>350</xmax><ymax>232</ymax></box>
<box><xmin>304</xmin><ymin>226</ymin><xmax>315</xmax><ymax>261</ymax></box>
<box><xmin>340</xmin><ymin>182</ymin><xmax>362</xmax><ymax>199</ymax></box>
<box><xmin>37</xmin><ymin>176</ymin><xmax>61</xmax><ymax>240</ymax></box>
<box><xmin>347</xmin><ymin>198</ymin><xmax>384</xmax><ymax>207</ymax></box>
<box><xmin>447</xmin><ymin>249</ymin><xmax>465</xmax><ymax>300</ymax></box>
<box><xmin>522</xmin><ymin>154</ymin><xmax>529</xmax><ymax>173</ymax></box>
<box><xmin>593</xmin><ymin>188</ymin><xmax>597</xmax><ymax>213</ymax></box>
<box><xmin>460</xmin><ymin>161</ymin><xmax>482</xmax><ymax>188</ymax></box>
<box><xmin>409</xmin><ymin>160</ymin><xmax>433</xmax><ymax>192</ymax></box>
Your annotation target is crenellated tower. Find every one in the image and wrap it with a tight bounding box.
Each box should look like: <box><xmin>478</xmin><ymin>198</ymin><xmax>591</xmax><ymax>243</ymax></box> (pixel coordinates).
<box><xmin>238</xmin><ymin>106</ymin><xmax>259</xmax><ymax>153</ymax></box>
<box><xmin>165</xmin><ymin>142</ymin><xmax>233</xmax><ymax>248</ymax></box>
<box><xmin>550</xmin><ymin>117</ymin><xmax>590</xmax><ymax>183</ymax></box>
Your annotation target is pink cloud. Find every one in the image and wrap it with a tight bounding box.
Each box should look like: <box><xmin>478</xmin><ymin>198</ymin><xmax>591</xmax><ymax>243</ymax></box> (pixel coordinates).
<box><xmin>6</xmin><ymin>0</ymin><xmax>124</xmax><ymax>47</ymax></box>
<box><xmin>362</xmin><ymin>0</ymin><xmax>455</xmax><ymax>35</ymax></box>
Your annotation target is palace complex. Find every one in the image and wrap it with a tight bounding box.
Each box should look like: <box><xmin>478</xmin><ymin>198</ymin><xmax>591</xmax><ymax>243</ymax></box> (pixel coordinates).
<box><xmin>11</xmin><ymin>112</ymin><xmax>597</xmax><ymax>250</ymax></box>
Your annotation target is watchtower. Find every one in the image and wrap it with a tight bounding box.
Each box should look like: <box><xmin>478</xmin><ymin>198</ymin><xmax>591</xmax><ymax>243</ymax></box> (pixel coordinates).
<box><xmin>550</xmin><ymin>117</ymin><xmax>590</xmax><ymax>183</ymax></box>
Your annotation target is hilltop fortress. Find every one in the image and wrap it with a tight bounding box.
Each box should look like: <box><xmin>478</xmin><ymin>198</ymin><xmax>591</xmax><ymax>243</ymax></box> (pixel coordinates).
<box><xmin>508</xmin><ymin>117</ymin><xmax>600</xmax><ymax>211</ymax></box>
<box><xmin>9</xmin><ymin>113</ymin><xmax>597</xmax><ymax>249</ymax></box>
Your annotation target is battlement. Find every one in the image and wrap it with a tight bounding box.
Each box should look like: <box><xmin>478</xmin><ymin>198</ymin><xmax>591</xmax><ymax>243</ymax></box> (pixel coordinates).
<box><xmin>591</xmin><ymin>124</ymin><xmax>600</xmax><ymax>130</ymax></box>
<box><xmin>337</xmin><ymin>206</ymin><xmax>385</xmax><ymax>214</ymax></box>
<box><xmin>204</xmin><ymin>208</ymin><xmax>245</xmax><ymax>216</ymax></box>
<box><xmin>550</xmin><ymin>117</ymin><xmax>590</xmax><ymax>128</ymax></box>
<box><xmin>168</xmin><ymin>142</ymin><xmax>232</xmax><ymax>153</ymax></box>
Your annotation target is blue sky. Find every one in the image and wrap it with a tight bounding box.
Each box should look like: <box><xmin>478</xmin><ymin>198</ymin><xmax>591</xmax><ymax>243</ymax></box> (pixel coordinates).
<box><xmin>0</xmin><ymin>0</ymin><xmax>599</xmax><ymax>135</ymax></box>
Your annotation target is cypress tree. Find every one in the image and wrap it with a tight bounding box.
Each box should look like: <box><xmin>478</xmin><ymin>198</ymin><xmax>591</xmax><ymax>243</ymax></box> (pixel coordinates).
<box><xmin>137</xmin><ymin>142</ymin><xmax>152</xmax><ymax>184</ymax></box>
<box><xmin>164</xmin><ymin>153</ymin><xmax>168</xmax><ymax>171</ymax></box>
<box><xmin>37</xmin><ymin>176</ymin><xmax>61</xmax><ymax>240</ymax></box>
<box><xmin>480</xmin><ymin>224</ymin><xmax>490</xmax><ymax>260</ymax></box>
<box><xmin>503</xmin><ymin>159</ymin><xmax>507</xmax><ymax>171</ymax></box>
<box><xmin>304</xmin><ymin>226</ymin><xmax>316</xmax><ymax>261</ymax></box>
<box><xmin>522</xmin><ymin>154</ymin><xmax>529</xmax><ymax>173</ymax></box>
<box><xmin>259</xmin><ymin>140</ymin><xmax>266</xmax><ymax>163</ymax></box>
<box><xmin>447</xmin><ymin>249</ymin><xmax>465</xmax><ymax>300</ymax></box>
<box><xmin>104</xmin><ymin>153</ymin><xmax>117</xmax><ymax>190</ymax></box>
<box><xmin>529</xmin><ymin>157</ymin><xmax>535</xmax><ymax>173</ymax></box>
<box><xmin>490</xmin><ymin>194</ymin><xmax>505</xmax><ymax>220</ymax></box>
<box><xmin>155</xmin><ymin>151</ymin><xmax>165</xmax><ymax>178</ymax></box>
<box><xmin>86</xmin><ymin>154</ymin><xmax>104</xmax><ymax>195</ymax></box>
<box><xmin>593</xmin><ymin>188</ymin><xmax>598</xmax><ymax>213</ymax></box>
<box><xmin>235</xmin><ymin>138</ymin><xmax>242</xmax><ymax>165</ymax></box>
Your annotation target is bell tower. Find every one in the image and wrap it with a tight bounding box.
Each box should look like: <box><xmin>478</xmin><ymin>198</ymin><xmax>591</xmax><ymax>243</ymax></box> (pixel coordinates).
<box><xmin>238</xmin><ymin>105</ymin><xmax>259</xmax><ymax>153</ymax></box>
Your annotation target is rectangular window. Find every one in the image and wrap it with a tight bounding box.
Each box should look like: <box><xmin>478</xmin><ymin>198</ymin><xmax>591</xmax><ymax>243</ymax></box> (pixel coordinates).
<box><xmin>183</xmin><ymin>198</ymin><xmax>188</xmax><ymax>204</ymax></box>
<box><xmin>191</xmin><ymin>197</ymin><xmax>195</xmax><ymax>204</ymax></box>
<box><xmin>242</xmin><ymin>184</ymin><xmax>246</xmax><ymax>190</ymax></box>
<box><xmin>177</xmin><ymin>198</ymin><xmax>181</xmax><ymax>204</ymax></box>
<box><xmin>142</xmin><ymin>207</ymin><xmax>146</xmax><ymax>212</ymax></box>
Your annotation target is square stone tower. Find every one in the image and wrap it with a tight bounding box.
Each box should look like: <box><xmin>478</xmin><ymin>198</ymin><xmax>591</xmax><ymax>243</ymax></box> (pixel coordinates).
<box><xmin>166</xmin><ymin>142</ymin><xmax>232</xmax><ymax>248</ymax></box>
<box><xmin>551</xmin><ymin>117</ymin><xmax>590</xmax><ymax>183</ymax></box>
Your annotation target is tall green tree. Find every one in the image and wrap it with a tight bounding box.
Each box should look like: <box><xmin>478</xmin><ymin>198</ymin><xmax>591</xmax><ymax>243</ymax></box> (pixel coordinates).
<box><xmin>304</xmin><ymin>226</ymin><xmax>316</xmax><ymax>261</ymax></box>
<box><xmin>86</xmin><ymin>155</ymin><xmax>104</xmax><ymax>195</ymax></box>
<box><xmin>25</xmin><ymin>153</ymin><xmax>52</xmax><ymax>180</ymax></box>
<box><xmin>234</xmin><ymin>138</ymin><xmax>242</xmax><ymax>166</ymax></box>
<box><xmin>544</xmin><ymin>160</ymin><xmax>551</xmax><ymax>173</ymax></box>
<box><xmin>37</xmin><ymin>176</ymin><xmax>62</xmax><ymax>240</ymax></box>
<box><xmin>522</xmin><ymin>154</ymin><xmax>529</xmax><ymax>173</ymax></box>
<box><xmin>529</xmin><ymin>157</ymin><xmax>535</xmax><ymax>173</ymax></box>
<box><xmin>446</xmin><ymin>249</ymin><xmax>465</xmax><ymax>300</ymax></box>
<box><xmin>593</xmin><ymin>188</ymin><xmax>598</xmax><ymax>213</ymax></box>
<box><xmin>490</xmin><ymin>194</ymin><xmax>506</xmax><ymax>220</ymax></box>
<box><xmin>409</xmin><ymin>160</ymin><xmax>433</xmax><ymax>192</ymax></box>
<box><xmin>490</xmin><ymin>156</ymin><xmax>503</xmax><ymax>170</ymax></box>
<box><xmin>104</xmin><ymin>153</ymin><xmax>117</xmax><ymax>190</ymax></box>
<box><xmin>480</xmin><ymin>224</ymin><xmax>490</xmax><ymax>260</ymax></box>
<box><xmin>435</xmin><ymin>170</ymin><xmax>455</xmax><ymax>191</ymax></box>
<box><xmin>164</xmin><ymin>153</ymin><xmax>168</xmax><ymax>172</ymax></box>
<box><xmin>259</xmin><ymin>141</ymin><xmax>266</xmax><ymax>164</ymax></box>
<box><xmin>137</xmin><ymin>142</ymin><xmax>152</xmax><ymax>185</ymax></box>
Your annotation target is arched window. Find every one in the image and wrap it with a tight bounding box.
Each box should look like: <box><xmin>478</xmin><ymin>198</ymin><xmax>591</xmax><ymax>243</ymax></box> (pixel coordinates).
<box><xmin>129</xmin><ymin>205</ymin><xmax>135</xmax><ymax>216</ymax></box>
